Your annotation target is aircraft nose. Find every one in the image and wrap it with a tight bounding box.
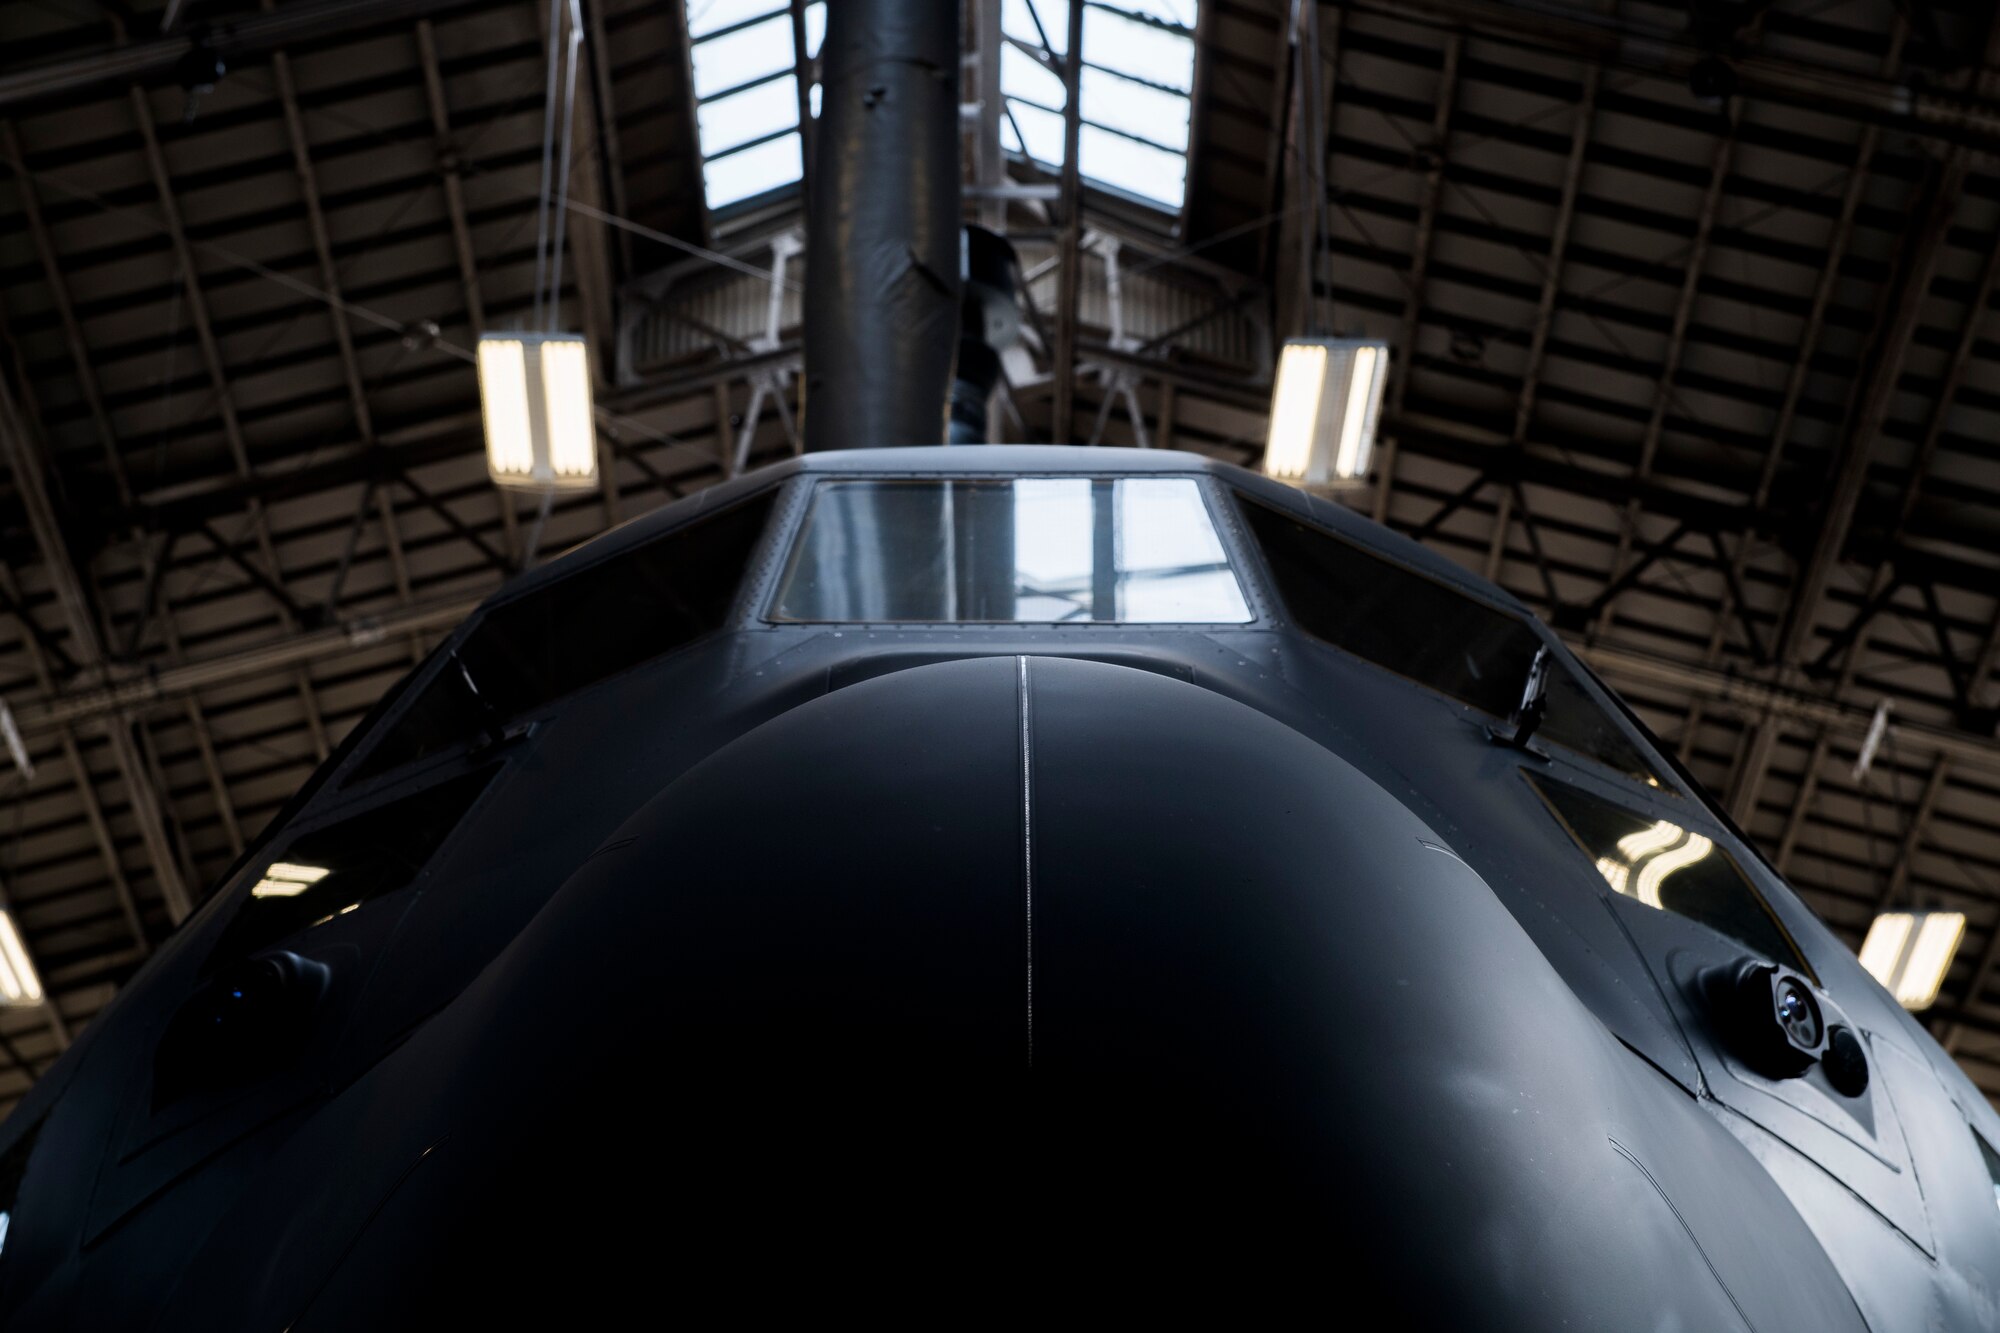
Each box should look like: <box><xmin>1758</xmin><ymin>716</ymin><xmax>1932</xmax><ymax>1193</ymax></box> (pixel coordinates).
<box><xmin>295</xmin><ymin>654</ymin><xmax>1867</xmax><ymax>1331</ymax></box>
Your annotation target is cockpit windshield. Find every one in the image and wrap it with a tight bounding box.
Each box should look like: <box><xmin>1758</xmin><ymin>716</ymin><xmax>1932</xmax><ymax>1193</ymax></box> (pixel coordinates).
<box><xmin>771</xmin><ymin>478</ymin><xmax>1253</xmax><ymax>623</ymax></box>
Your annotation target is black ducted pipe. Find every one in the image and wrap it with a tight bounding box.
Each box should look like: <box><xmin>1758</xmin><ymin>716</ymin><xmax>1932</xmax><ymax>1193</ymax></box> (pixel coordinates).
<box><xmin>948</xmin><ymin>226</ymin><xmax>1022</xmax><ymax>445</ymax></box>
<box><xmin>803</xmin><ymin>0</ymin><xmax>962</xmax><ymax>451</ymax></box>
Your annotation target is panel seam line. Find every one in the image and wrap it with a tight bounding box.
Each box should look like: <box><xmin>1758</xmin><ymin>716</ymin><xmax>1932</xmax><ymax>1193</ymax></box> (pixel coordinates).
<box><xmin>1608</xmin><ymin>1135</ymin><xmax>1757</xmax><ymax>1332</ymax></box>
<box><xmin>1019</xmin><ymin>654</ymin><xmax>1033</xmax><ymax>1069</ymax></box>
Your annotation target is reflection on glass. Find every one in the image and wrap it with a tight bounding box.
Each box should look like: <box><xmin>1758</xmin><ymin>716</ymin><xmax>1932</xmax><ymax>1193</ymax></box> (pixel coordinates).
<box><xmin>773</xmin><ymin>478</ymin><xmax>1252</xmax><ymax>624</ymax></box>
<box><xmin>1591</xmin><ymin>820</ymin><xmax>1715</xmax><ymax>909</ymax></box>
<box><xmin>210</xmin><ymin>767</ymin><xmax>498</xmax><ymax>968</ymax></box>
<box><xmin>1528</xmin><ymin>772</ymin><xmax>1805</xmax><ymax>971</ymax></box>
<box><xmin>251</xmin><ymin>862</ymin><xmax>331</xmax><ymax>899</ymax></box>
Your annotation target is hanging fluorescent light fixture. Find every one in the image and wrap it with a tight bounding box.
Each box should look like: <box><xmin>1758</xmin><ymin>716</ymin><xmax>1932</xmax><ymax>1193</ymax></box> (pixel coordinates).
<box><xmin>0</xmin><ymin>911</ymin><xmax>43</xmax><ymax>1007</ymax></box>
<box><xmin>1857</xmin><ymin>910</ymin><xmax>1965</xmax><ymax>1010</ymax></box>
<box><xmin>1262</xmin><ymin>337</ymin><xmax>1390</xmax><ymax>488</ymax></box>
<box><xmin>478</xmin><ymin>333</ymin><xmax>600</xmax><ymax>493</ymax></box>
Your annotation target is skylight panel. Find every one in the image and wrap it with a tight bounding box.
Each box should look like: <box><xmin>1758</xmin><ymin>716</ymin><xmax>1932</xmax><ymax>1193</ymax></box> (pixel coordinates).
<box><xmin>1002</xmin><ymin>99</ymin><xmax>1069</xmax><ymax>166</ymax></box>
<box><xmin>1005</xmin><ymin>0</ymin><xmax>1068</xmax><ymax>55</ymax></box>
<box><xmin>1079</xmin><ymin>66</ymin><xmax>1191</xmax><ymax>145</ymax></box>
<box><xmin>1083</xmin><ymin>7</ymin><xmax>1196</xmax><ymax>91</ymax></box>
<box><xmin>704</xmin><ymin>133</ymin><xmax>805</xmax><ymax>210</ymax></box>
<box><xmin>1000</xmin><ymin>0</ymin><xmax>1200</xmax><ymax>211</ymax></box>
<box><xmin>1001</xmin><ymin>42</ymin><xmax>1066</xmax><ymax>108</ymax></box>
<box><xmin>686</xmin><ymin>0</ymin><xmax>787</xmax><ymax>40</ymax></box>
<box><xmin>690</xmin><ymin>13</ymin><xmax>791</xmax><ymax>97</ymax></box>
<box><xmin>1110</xmin><ymin>0</ymin><xmax>1198</xmax><ymax>25</ymax></box>
<box><xmin>698</xmin><ymin>75</ymin><xmax>801</xmax><ymax>157</ymax></box>
<box><xmin>1080</xmin><ymin>125</ymin><xmax>1188</xmax><ymax>205</ymax></box>
<box><xmin>686</xmin><ymin>1</ymin><xmax>825</xmax><ymax>211</ymax></box>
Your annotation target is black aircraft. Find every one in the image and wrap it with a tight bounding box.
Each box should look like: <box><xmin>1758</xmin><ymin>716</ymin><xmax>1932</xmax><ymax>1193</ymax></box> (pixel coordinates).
<box><xmin>2</xmin><ymin>446</ymin><xmax>1997</xmax><ymax>1329</ymax></box>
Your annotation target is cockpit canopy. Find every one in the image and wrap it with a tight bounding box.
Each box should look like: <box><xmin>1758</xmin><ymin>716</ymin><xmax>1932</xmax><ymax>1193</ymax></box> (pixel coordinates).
<box><xmin>347</xmin><ymin>466</ymin><xmax>1683</xmax><ymax>796</ymax></box>
<box><xmin>233</xmin><ymin>453</ymin><xmax>1817</xmax><ymax>1024</ymax></box>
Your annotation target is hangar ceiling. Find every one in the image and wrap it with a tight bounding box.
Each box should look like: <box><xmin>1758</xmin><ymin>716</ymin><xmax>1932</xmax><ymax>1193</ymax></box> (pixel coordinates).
<box><xmin>3</xmin><ymin>0</ymin><xmax>2000</xmax><ymax>1113</ymax></box>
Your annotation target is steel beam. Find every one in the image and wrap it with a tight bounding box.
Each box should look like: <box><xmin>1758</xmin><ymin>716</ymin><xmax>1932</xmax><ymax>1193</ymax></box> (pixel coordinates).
<box><xmin>1878</xmin><ymin>755</ymin><xmax>1950</xmax><ymax>911</ymax></box>
<box><xmin>541</xmin><ymin>0</ymin><xmax>627</xmax><ymax>538</ymax></box>
<box><xmin>971</xmin><ymin>0</ymin><xmax>1006</xmax><ymax>232</ymax></box>
<box><xmin>1509</xmin><ymin>65</ymin><xmax>1597</xmax><ymax>448</ymax></box>
<box><xmin>128</xmin><ymin>83</ymin><xmax>335</xmax><ymax>768</ymax></box>
<box><xmin>0</xmin><ymin>0</ymin><xmax>486</xmax><ymax>113</ymax></box>
<box><xmin>586</xmin><ymin>0</ymin><xmax>634</xmax><ymax>280</ymax></box>
<box><xmin>0</xmin><ymin>378</ymin><xmax>192</xmax><ymax>923</ymax></box>
<box><xmin>1809</xmin><ymin>225</ymin><xmax>2000</xmax><ymax>716</ymax></box>
<box><xmin>10</xmin><ymin>114</ymin><xmax>258</xmax><ymax>879</ymax></box>
<box><xmin>1969</xmin><ymin>600</ymin><xmax>2000</xmax><ymax>712</ymax></box>
<box><xmin>1593</xmin><ymin>113</ymin><xmax>1734</xmax><ymax>637</ymax></box>
<box><xmin>0</xmin><ymin>122</ymin><xmax>130</xmax><ymax>505</ymax></box>
<box><xmin>1690</xmin><ymin>90</ymin><xmax>1890</xmax><ymax>757</ymax></box>
<box><xmin>1572</xmin><ymin>640</ymin><xmax>2000</xmax><ymax>778</ymax></box>
<box><xmin>1772</xmin><ymin>736</ymin><xmax>1827</xmax><ymax>874</ymax></box>
<box><xmin>49</xmin><ymin>728</ymin><xmax>150</xmax><ymax>948</ymax></box>
<box><xmin>1373</xmin><ymin>31</ymin><xmax>1459</xmax><ymax>524</ymax></box>
<box><xmin>0</xmin><ymin>558</ymin><xmax>132</xmax><ymax>1050</ymax></box>
<box><xmin>416</xmin><ymin>16</ymin><xmax>519</xmax><ymax>562</ymax></box>
<box><xmin>418</xmin><ymin>19</ymin><xmax>489</xmax><ymax>338</ymax></box>
<box><xmin>1255</xmin><ymin>0</ymin><xmax>1300</xmax><ymax>277</ymax></box>
<box><xmin>1726</xmin><ymin>54</ymin><xmax>1970</xmax><ymax>826</ymax></box>
<box><xmin>152</xmin><ymin>607</ymin><xmax>248</xmax><ymax>857</ymax></box>
<box><xmin>1725</xmin><ymin>715</ymin><xmax>1781</xmax><ymax>826</ymax></box>
<box><xmin>265</xmin><ymin>10</ymin><xmax>377</xmax><ymax>448</ymax></box>
<box><xmin>1280</xmin><ymin>2</ymin><xmax>1340</xmax><ymax>343</ymax></box>
<box><xmin>1772</xmin><ymin>578</ymin><xmax>1897</xmax><ymax>875</ymax></box>
<box><xmin>1752</xmin><ymin>40</ymin><xmax>1898</xmax><ymax>516</ymax></box>
<box><xmin>14</xmin><ymin>595</ymin><xmax>481</xmax><ymax>735</ymax></box>
<box><xmin>1777</xmin><ymin>151</ymin><xmax>1970</xmax><ymax>667</ymax></box>
<box><xmin>1902</xmin><ymin>233</ymin><xmax>2000</xmax><ymax>540</ymax></box>
<box><xmin>1337</xmin><ymin>0</ymin><xmax>2000</xmax><ymax>152</ymax></box>
<box><xmin>1050</xmin><ymin>0</ymin><xmax>1086</xmax><ymax>443</ymax></box>
<box><xmin>377</xmin><ymin>485</ymin><xmax>428</xmax><ymax>665</ymax></box>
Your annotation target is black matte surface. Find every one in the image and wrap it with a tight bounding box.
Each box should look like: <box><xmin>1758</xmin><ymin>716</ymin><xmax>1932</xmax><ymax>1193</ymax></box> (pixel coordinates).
<box><xmin>3</xmin><ymin>448</ymin><xmax>1996</xmax><ymax>1331</ymax></box>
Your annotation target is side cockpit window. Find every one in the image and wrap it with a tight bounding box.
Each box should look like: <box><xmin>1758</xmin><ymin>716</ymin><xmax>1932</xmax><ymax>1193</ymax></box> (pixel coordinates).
<box><xmin>210</xmin><ymin>765</ymin><xmax>499</xmax><ymax>967</ymax></box>
<box><xmin>351</xmin><ymin>491</ymin><xmax>777</xmax><ymax>780</ymax></box>
<box><xmin>1234</xmin><ymin>494</ymin><xmax>1666</xmax><ymax>785</ymax></box>
<box><xmin>1978</xmin><ymin>1132</ymin><xmax>2000</xmax><ymax>1217</ymax></box>
<box><xmin>1527</xmin><ymin>771</ymin><xmax>1807</xmax><ymax>973</ymax></box>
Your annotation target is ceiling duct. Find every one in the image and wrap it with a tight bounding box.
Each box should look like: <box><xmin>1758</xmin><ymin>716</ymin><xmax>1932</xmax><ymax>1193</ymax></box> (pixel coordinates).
<box><xmin>803</xmin><ymin>0</ymin><xmax>962</xmax><ymax>450</ymax></box>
